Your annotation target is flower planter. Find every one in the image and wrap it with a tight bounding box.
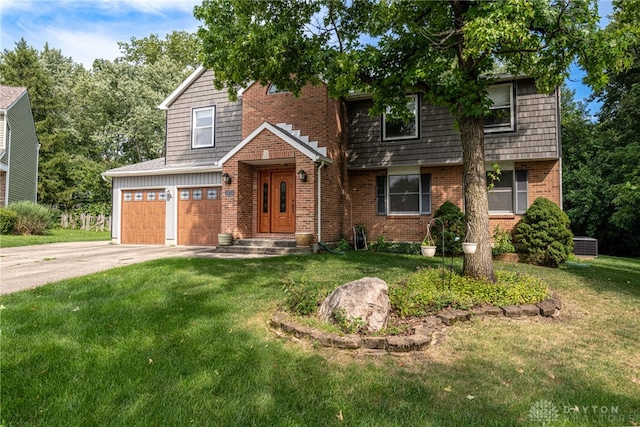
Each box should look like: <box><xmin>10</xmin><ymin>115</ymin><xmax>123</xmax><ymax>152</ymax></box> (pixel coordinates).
<box><xmin>295</xmin><ymin>232</ymin><xmax>313</xmax><ymax>247</ymax></box>
<box><xmin>462</xmin><ymin>242</ymin><xmax>477</xmax><ymax>254</ymax></box>
<box><xmin>218</xmin><ymin>233</ymin><xmax>233</xmax><ymax>246</ymax></box>
<box><xmin>421</xmin><ymin>245</ymin><xmax>437</xmax><ymax>257</ymax></box>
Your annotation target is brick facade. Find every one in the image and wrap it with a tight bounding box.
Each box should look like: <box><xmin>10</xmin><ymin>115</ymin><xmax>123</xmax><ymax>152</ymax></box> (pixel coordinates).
<box><xmin>348</xmin><ymin>160</ymin><xmax>561</xmax><ymax>243</ymax></box>
<box><xmin>220</xmin><ymin>83</ymin><xmax>347</xmax><ymax>243</ymax></box>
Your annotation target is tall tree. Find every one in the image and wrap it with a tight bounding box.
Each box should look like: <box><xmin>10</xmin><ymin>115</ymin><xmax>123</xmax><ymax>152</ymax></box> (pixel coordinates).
<box><xmin>117</xmin><ymin>31</ymin><xmax>201</xmax><ymax>69</ymax></box>
<box><xmin>196</xmin><ymin>0</ymin><xmax>639</xmax><ymax>279</ymax></box>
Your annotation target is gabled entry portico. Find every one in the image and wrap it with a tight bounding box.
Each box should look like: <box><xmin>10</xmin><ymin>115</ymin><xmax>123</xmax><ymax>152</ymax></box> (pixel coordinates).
<box><xmin>218</xmin><ymin>122</ymin><xmax>332</xmax><ymax>242</ymax></box>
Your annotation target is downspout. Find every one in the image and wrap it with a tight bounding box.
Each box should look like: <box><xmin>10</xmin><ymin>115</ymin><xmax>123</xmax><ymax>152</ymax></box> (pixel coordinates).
<box><xmin>317</xmin><ymin>161</ymin><xmax>325</xmax><ymax>243</ymax></box>
<box><xmin>556</xmin><ymin>86</ymin><xmax>564</xmax><ymax>209</ymax></box>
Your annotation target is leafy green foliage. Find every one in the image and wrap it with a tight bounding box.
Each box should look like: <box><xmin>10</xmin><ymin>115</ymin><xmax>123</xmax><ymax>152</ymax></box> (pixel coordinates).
<box><xmin>7</xmin><ymin>201</ymin><xmax>53</xmax><ymax>235</ymax></box>
<box><xmin>492</xmin><ymin>225</ymin><xmax>515</xmax><ymax>256</ymax></box>
<box><xmin>433</xmin><ymin>201</ymin><xmax>465</xmax><ymax>256</ymax></box>
<box><xmin>369</xmin><ymin>238</ymin><xmax>421</xmax><ymax>255</ymax></box>
<box><xmin>332</xmin><ymin>308</ymin><xmax>366</xmax><ymax>335</ymax></box>
<box><xmin>336</xmin><ymin>238</ymin><xmax>351</xmax><ymax>252</ymax></box>
<box><xmin>390</xmin><ymin>268</ymin><xmax>550</xmax><ymax>318</ymax></box>
<box><xmin>514</xmin><ymin>198</ymin><xmax>574</xmax><ymax>267</ymax></box>
<box><xmin>0</xmin><ymin>208</ymin><xmax>18</xmax><ymax>234</ymax></box>
<box><xmin>281</xmin><ymin>276</ymin><xmax>324</xmax><ymax>316</ymax></box>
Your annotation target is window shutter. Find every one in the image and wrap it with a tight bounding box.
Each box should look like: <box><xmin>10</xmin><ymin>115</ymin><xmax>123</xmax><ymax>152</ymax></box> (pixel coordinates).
<box><xmin>376</xmin><ymin>175</ymin><xmax>386</xmax><ymax>215</ymax></box>
<box><xmin>515</xmin><ymin>170</ymin><xmax>528</xmax><ymax>214</ymax></box>
<box><xmin>420</xmin><ymin>173</ymin><xmax>431</xmax><ymax>214</ymax></box>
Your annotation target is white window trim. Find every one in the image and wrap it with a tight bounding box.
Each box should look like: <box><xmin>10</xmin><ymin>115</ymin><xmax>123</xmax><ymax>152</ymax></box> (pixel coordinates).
<box><xmin>191</xmin><ymin>106</ymin><xmax>215</xmax><ymax>149</ymax></box>
<box><xmin>382</xmin><ymin>94</ymin><xmax>419</xmax><ymax>141</ymax></box>
<box><xmin>385</xmin><ymin>166</ymin><xmax>431</xmax><ymax>215</ymax></box>
<box><xmin>267</xmin><ymin>83</ymin><xmax>288</xmax><ymax>95</ymax></box>
<box><xmin>487</xmin><ymin>164</ymin><xmax>530</xmax><ymax>215</ymax></box>
<box><xmin>485</xmin><ymin>83</ymin><xmax>515</xmax><ymax>133</ymax></box>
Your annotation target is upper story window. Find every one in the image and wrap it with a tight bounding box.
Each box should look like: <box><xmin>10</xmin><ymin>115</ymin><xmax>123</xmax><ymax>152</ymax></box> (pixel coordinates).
<box><xmin>267</xmin><ymin>83</ymin><xmax>288</xmax><ymax>95</ymax></box>
<box><xmin>485</xmin><ymin>83</ymin><xmax>514</xmax><ymax>132</ymax></box>
<box><xmin>192</xmin><ymin>106</ymin><xmax>215</xmax><ymax>149</ymax></box>
<box><xmin>487</xmin><ymin>169</ymin><xmax>528</xmax><ymax>214</ymax></box>
<box><xmin>382</xmin><ymin>95</ymin><xmax>419</xmax><ymax>141</ymax></box>
<box><xmin>376</xmin><ymin>171</ymin><xmax>431</xmax><ymax>215</ymax></box>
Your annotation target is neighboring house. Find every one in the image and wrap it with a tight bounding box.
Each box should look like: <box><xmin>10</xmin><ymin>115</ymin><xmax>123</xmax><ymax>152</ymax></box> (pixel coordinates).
<box><xmin>102</xmin><ymin>66</ymin><xmax>561</xmax><ymax>247</ymax></box>
<box><xmin>0</xmin><ymin>85</ymin><xmax>39</xmax><ymax>207</ymax></box>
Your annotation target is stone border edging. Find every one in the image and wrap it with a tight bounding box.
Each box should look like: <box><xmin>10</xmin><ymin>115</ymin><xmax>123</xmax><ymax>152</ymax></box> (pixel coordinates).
<box><xmin>269</xmin><ymin>292</ymin><xmax>562</xmax><ymax>353</ymax></box>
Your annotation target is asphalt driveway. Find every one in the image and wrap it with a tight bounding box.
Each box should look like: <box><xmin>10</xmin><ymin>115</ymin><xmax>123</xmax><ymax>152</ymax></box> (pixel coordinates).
<box><xmin>0</xmin><ymin>242</ymin><xmax>260</xmax><ymax>295</ymax></box>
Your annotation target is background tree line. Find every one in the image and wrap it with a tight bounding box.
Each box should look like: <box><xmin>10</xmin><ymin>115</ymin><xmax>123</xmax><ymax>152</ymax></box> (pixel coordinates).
<box><xmin>562</xmin><ymin>45</ymin><xmax>640</xmax><ymax>256</ymax></box>
<box><xmin>0</xmin><ymin>31</ymin><xmax>199</xmax><ymax>211</ymax></box>
<box><xmin>1</xmin><ymin>27</ymin><xmax>638</xmax><ymax>256</ymax></box>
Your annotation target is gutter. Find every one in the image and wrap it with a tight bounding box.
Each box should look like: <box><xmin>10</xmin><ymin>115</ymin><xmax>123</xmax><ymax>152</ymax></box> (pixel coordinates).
<box><xmin>101</xmin><ymin>164</ymin><xmax>222</xmax><ymax>179</ymax></box>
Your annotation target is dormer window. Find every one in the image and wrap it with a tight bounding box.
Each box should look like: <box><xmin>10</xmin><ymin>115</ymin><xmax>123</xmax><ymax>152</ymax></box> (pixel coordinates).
<box><xmin>267</xmin><ymin>83</ymin><xmax>288</xmax><ymax>94</ymax></box>
<box><xmin>192</xmin><ymin>106</ymin><xmax>215</xmax><ymax>148</ymax></box>
<box><xmin>382</xmin><ymin>95</ymin><xmax>419</xmax><ymax>141</ymax></box>
<box><xmin>485</xmin><ymin>83</ymin><xmax>514</xmax><ymax>132</ymax></box>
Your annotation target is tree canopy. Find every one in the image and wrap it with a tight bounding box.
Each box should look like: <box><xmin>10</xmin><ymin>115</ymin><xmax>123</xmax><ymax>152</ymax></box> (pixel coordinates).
<box><xmin>196</xmin><ymin>0</ymin><xmax>640</xmax><ymax>279</ymax></box>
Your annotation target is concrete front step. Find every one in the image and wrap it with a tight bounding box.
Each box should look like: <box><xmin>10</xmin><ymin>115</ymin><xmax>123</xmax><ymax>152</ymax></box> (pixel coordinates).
<box><xmin>215</xmin><ymin>245</ymin><xmax>313</xmax><ymax>255</ymax></box>
<box><xmin>234</xmin><ymin>239</ymin><xmax>297</xmax><ymax>248</ymax></box>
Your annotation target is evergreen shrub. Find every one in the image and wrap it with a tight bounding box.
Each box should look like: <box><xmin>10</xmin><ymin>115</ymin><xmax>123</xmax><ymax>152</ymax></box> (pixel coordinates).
<box><xmin>433</xmin><ymin>201</ymin><xmax>465</xmax><ymax>255</ymax></box>
<box><xmin>514</xmin><ymin>197</ymin><xmax>574</xmax><ymax>267</ymax></box>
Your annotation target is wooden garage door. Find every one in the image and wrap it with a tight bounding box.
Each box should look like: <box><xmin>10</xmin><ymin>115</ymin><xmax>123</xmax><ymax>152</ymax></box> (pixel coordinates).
<box><xmin>121</xmin><ymin>190</ymin><xmax>166</xmax><ymax>244</ymax></box>
<box><xmin>178</xmin><ymin>187</ymin><xmax>221</xmax><ymax>246</ymax></box>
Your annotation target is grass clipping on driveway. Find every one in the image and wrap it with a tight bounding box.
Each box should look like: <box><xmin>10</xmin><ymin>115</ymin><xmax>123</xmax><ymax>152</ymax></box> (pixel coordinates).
<box><xmin>1</xmin><ymin>253</ymin><xmax>639</xmax><ymax>426</ymax></box>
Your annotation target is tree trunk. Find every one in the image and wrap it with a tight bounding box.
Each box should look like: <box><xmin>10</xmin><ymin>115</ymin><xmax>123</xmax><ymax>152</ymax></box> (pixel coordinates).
<box><xmin>457</xmin><ymin>114</ymin><xmax>496</xmax><ymax>282</ymax></box>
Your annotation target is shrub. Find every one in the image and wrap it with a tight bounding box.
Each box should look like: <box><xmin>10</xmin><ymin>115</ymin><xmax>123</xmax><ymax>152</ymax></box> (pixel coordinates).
<box><xmin>282</xmin><ymin>276</ymin><xmax>324</xmax><ymax>316</ymax></box>
<box><xmin>433</xmin><ymin>201</ymin><xmax>465</xmax><ymax>255</ymax></box>
<box><xmin>6</xmin><ymin>201</ymin><xmax>53</xmax><ymax>235</ymax></box>
<box><xmin>332</xmin><ymin>308</ymin><xmax>366</xmax><ymax>334</ymax></box>
<box><xmin>370</xmin><ymin>237</ymin><xmax>421</xmax><ymax>255</ymax></box>
<box><xmin>514</xmin><ymin>197</ymin><xmax>574</xmax><ymax>267</ymax></box>
<box><xmin>0</xmin><ymin>208</ymin><xmax>18</xmax><ymax>234</ymax></box>
<box><xmin>336</xmin><ymin>238</ymin><xmax>351</xmax><ymax>252</ymax></box>
<box><xmin>389</xmin><ymin>267</ymin><xmax>549</xmax><ymax>318</ymax></box>
<box><xmin>492</xmin><ymin>225</ymin><xmax>515</xmax><ymax>256</ymax></box>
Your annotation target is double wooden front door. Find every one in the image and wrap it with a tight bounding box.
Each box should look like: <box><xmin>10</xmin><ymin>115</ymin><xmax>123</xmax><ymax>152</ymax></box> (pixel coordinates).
<box><xmin>258</xmin><ymin>170</ymin><xmax>295</xmax><ymax>233</ymax></box>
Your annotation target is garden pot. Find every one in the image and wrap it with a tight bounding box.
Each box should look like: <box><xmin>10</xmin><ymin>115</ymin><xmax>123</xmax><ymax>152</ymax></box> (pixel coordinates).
<box><xmin>421</xmin><ymin>245</ymin><xmax>437</xmax><ymax>257</ymax></box>
<box><xmin>462</xmin><ymin>242</ymin><xmax>477</xmax><ymax>254</ymax></box>
<box><xmin>295</xmin><ymin>232</ymin><xmax>313</xmax><ymax>247</ymax></box>
<box><xmin>218</xmin><ymin>233</ymin><xmax>233</xmax><ymax>246</ymax></box>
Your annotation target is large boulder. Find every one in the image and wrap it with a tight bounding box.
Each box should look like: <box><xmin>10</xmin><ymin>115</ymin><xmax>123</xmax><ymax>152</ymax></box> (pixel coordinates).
<box><xmin>318</xmin><ymin>277</ymin><xmax>390</xmax><ymax>332</ymax></box>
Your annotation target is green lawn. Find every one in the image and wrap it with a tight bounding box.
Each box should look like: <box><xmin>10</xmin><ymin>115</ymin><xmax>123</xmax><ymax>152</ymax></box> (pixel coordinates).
<box><xmin>1</xmin><ymin>253</ymin><xmax>638</xmax><ymax>426</ymax></box>
<box><xmin>0</xmin><ymin>228</ymin><xmax>111</xmax><ymax>248</ymax></box>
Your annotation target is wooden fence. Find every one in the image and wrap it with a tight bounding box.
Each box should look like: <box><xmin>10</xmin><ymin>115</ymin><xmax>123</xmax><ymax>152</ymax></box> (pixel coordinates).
<box><xmin>60</xmin><ymin>213</ymin><xmax>111</xmax><ymax>232</ymax></box>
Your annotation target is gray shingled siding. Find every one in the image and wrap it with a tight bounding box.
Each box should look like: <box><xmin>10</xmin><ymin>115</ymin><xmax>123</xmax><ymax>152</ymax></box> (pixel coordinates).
<box><xmin>347</xmin><ymin>79</ymin><xmax>559</xmax><ymax>169</ymax></box>
<box><xmin>5</xmin><ymin>93</ymin><xmax>38</xmax><ymax>203</ymax></box>
<box><xmin>111</xmin><ymin>172</ymin><xmax>221</xmax><ymax>190</ymax></box>
<box><xmin>165</xmin><ymin>70</ymin><xmax>242</xmax><ymax>165</ymax></box>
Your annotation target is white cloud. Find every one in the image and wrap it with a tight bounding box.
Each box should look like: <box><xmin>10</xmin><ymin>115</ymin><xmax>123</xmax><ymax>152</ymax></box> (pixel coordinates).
<box><xmin>44</xmin><ymin>28</ymin><xmax>122</xmax><ymax>68</ymax></box>
<box><xmin>1</xmin><ymin>0</ymin><xmax>200</xmax><ymax>68</ymax></box>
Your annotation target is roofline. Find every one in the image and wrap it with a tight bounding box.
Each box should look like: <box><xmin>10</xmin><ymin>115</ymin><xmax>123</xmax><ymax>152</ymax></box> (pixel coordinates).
<box><xmin>0</xmin><ymin>87</ymin><xmax>28</xmax><ymax>112</ymax></box>
<box><xmin>158</xmin><ymin>65</ymin><xmax>207</xmax><ymax>110</ymax></box>
<box><xmin>218</xmin><ymin>122</ymin><xmax>333</xmax><ymax>166</ymax></box>
<box><xmin>158</xmin><ymin>66</ymin><xmax>246</xmax><ymax>111</ymax></box>
<box><xmin>102</xmin><ymin>163</ymin><xmax>222</xmax><ymax>179</ymax></box>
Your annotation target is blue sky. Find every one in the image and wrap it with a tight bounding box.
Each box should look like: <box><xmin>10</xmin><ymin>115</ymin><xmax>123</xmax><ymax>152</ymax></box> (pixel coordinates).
<box><xmin>1</xmin><ymin>0</ymin><xmax>614</xmax><ymax>115</ymax></box>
